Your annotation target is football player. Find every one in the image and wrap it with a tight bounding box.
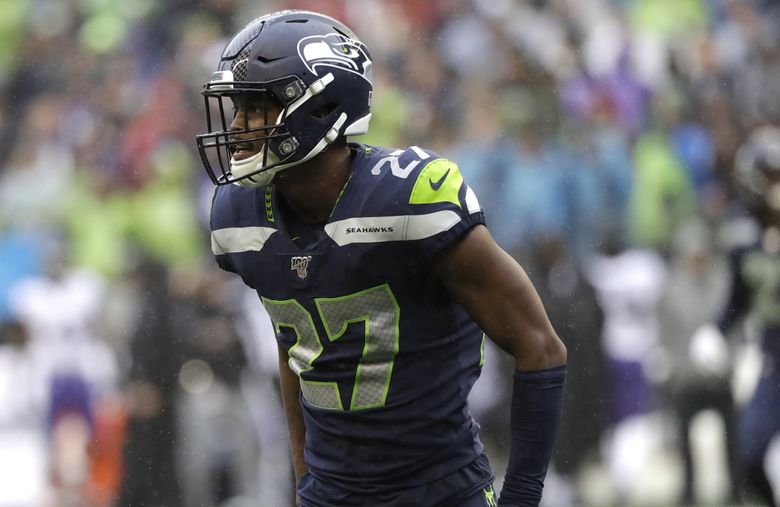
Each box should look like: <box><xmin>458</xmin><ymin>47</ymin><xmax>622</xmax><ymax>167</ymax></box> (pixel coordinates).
<box><xmin>197</xmin><ymin>10</ymin><xmax>567</xmax><ymax>507</ymax></box>
<box><xmin>707</xmin><ymin>125</ymin><xmax>780</xmax><ymax>506</ymax></box>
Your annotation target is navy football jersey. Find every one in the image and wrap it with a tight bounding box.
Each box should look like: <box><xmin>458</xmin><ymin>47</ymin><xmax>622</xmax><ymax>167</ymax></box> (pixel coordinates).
<box><xmin>719</xmin><ymin>240</ymin><xmax>780</xmax><ymax>358</ymax></box>
<box><xmin>209</xmin><ymin>143</ymin><xmax>492</xmax><ymax>494</ymax></box>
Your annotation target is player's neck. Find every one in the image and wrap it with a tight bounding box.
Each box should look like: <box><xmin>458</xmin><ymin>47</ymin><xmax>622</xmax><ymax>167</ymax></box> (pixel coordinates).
<box><xmin>274</xmin><ymin>144</ymin><xmax>353</xmax><ymax>224</ymax></box>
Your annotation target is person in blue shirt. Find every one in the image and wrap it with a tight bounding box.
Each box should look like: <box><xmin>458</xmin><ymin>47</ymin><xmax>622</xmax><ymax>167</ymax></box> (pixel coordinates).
<box><xmin>196</xmin><ymin>10</ymin><xmax>567</xmax><ymax>507</ymax></box>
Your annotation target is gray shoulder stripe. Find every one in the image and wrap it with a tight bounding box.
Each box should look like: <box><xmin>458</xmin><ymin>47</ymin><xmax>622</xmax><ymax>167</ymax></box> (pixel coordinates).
<box><xmin>212</xmin><ymin>226</ymin><xmax>277</xmax><ymax>255</ymax></box>
<box><xmin>324</xmin><ymin>210</ymin><xmax>462</xmax><ymax>246</ymax></box>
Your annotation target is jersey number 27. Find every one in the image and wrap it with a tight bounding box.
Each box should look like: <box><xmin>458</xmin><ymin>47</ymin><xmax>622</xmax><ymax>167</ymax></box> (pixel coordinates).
<box><xmin>263</xmin><ymin>284</ymin><xmax>400</xmax><ymax>411</ymax></box>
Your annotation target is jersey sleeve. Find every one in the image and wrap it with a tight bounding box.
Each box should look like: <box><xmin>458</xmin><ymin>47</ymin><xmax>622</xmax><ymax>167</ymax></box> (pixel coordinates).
<box><xmin>392</xmin><ymin>149</ymin><xmax>485</xmax><ymax>262</ymax></box>
<box><xmin>209</xmin><ymin>185</ymin><xmax>237</xmax><ymax>274</ymax></box>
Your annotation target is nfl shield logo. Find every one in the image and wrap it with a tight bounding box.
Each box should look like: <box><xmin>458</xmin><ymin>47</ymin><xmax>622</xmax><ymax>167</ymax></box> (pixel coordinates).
<box><xmin>290</xmin><ymin>255</ymin><xmax>313</xmax><ymax>280</ymax></box>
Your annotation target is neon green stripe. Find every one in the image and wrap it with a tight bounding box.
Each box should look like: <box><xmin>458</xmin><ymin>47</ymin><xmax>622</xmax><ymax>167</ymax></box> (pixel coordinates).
<box><xmin>479</xmin><ymin>333</ymin><xmax>486</xmax><ymax>366</ymax></box>
<box><xmin>264</xmin><ymin>185</ymin><xmax>274</xmax><ymax>223</ymax></box>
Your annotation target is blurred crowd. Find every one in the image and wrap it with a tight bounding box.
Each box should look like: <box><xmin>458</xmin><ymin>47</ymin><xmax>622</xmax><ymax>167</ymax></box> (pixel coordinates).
<box><xmin>0</xmin><ymin>0</ymin><xmax>778</xmax><ymax>506</ymax></box>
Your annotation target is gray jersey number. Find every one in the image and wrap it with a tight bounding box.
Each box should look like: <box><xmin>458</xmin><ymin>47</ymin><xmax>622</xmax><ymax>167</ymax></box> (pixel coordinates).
<box><xmin>263</xmin><ymin>284</ymin><xmax>400</xmax><ymax>411</ymax></box>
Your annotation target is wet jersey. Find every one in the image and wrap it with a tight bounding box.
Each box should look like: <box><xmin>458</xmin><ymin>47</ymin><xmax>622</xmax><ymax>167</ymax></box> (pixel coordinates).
<box><xmin>209</xmin><ymin>143</ymin><xmax>491</xmax><ymax>495</ymax></box>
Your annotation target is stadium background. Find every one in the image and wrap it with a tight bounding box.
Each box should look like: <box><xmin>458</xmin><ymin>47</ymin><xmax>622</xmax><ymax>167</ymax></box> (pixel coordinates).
<box><xmin>0</xmin><ymin>0</ymin><xmax>778</xmax><ymax>505</ymax></box>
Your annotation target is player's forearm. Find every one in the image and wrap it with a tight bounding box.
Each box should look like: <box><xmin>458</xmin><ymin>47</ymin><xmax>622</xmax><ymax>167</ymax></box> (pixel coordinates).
<box><xmin>278</xmin><ymin>345</ymin><xmax>308</xmax><ymax>483</ymax></box>
<box><xmin>498</xmin><ymin>364</ymin><xmax>567</xmax><ymax>507</ymax></box>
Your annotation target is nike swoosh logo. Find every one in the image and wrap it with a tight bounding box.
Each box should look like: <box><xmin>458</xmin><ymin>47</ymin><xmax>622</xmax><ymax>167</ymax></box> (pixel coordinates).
<box><xmin>429</xmin><ymin>168</ymin><xmax>451</xmax><ymax>191</ymax></box>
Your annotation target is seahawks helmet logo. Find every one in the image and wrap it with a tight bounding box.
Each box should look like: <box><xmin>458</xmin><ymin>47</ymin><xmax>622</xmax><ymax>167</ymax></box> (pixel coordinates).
<box><xmin>297</xmin><ymin>34</ymin><xmax>372</xmax><ymax>83</ymax></box>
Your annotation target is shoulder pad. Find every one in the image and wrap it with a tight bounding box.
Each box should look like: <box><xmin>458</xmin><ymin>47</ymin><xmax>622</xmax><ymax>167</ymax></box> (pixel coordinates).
<box><xmin>409</xmin><ymin>158</ymin><xmax>464</xmax><ymax>208</ymax></box>
<box><xmin>360</xmin><ymin>145</ymin><xmax>480</xmax><ymax>214</ymax></box>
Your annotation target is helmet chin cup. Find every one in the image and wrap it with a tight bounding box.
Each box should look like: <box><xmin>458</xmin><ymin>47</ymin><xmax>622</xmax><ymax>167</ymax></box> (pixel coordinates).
<box><xmin>230</xmin><ymin>147</ymin><xmax>281</xmax><ymax>188</ymax></box>
<box><xmin>235</xmin><ymin>169</ymin><xmax>279</xmax><ymax>188</ymax></box>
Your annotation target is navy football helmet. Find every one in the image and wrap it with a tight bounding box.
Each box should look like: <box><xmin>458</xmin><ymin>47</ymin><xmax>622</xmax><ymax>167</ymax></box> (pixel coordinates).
<box><xmin>735</xmin><ymin>125</ymin><xmax>780</xmax><ymax>213</ymax></box>
<box><xmin>196</xmin><ymin>10</ymin><xmax>373</xmax><ymax>187</ymax></box>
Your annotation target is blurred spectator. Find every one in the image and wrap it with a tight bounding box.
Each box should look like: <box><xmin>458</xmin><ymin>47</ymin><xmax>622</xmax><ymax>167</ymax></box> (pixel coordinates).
<box><xmin>526</xmin><ymin>236</ymin><xmax>607</xmax><ymax>506</ymax></box>
<box><xmin>0</xmin><ymin>320</ymin><xmax>48</xmax><ymax>506</ymax></box>
<box><xmin>490</xmin><ymin>122</ymin><xmax>568</xmax><ymax>256</ymax></box>
<box><xmin>8</xmin><ymin>235</ymin><xmax>118</xmax><ymax>507</ymax></box>
<box><xmin>169</xmin><ymin>267</ymin><xmax>258</xmax><ymax>507</ymax></box>
<box><xmin>117</xmin><ymin>259</ymin><xmax>182</xmax><ymax>507</ymax></box>
<box><xmin>0</xmin><ymin>229</ymin><xmax>44</xmax><ymax>321</ymax></box>
<box><xmin>657</xmin><ymin>220</ymin><xmax>739</xmax><ymax>505</ymax></box>
<box><xmin>629</xmin><ymin>126</ymin><xmax>696</xmax><ymax>252</ymax></box>
<box><xmin>586</xmin><ymin>236</ymin><xmax>667</xmax><ymax>504</ymax></box>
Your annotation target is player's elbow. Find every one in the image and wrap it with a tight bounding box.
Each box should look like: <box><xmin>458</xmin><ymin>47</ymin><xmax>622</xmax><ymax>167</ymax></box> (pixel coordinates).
<box><xmin>515</xmin><ymin>330</ymin><xmax>567</xmax><ymax>371</ymax></box>
<box><xmin>546</xmin><ymin>332</ymin><xmax>567</xmax><ymax>366</ymax></box>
